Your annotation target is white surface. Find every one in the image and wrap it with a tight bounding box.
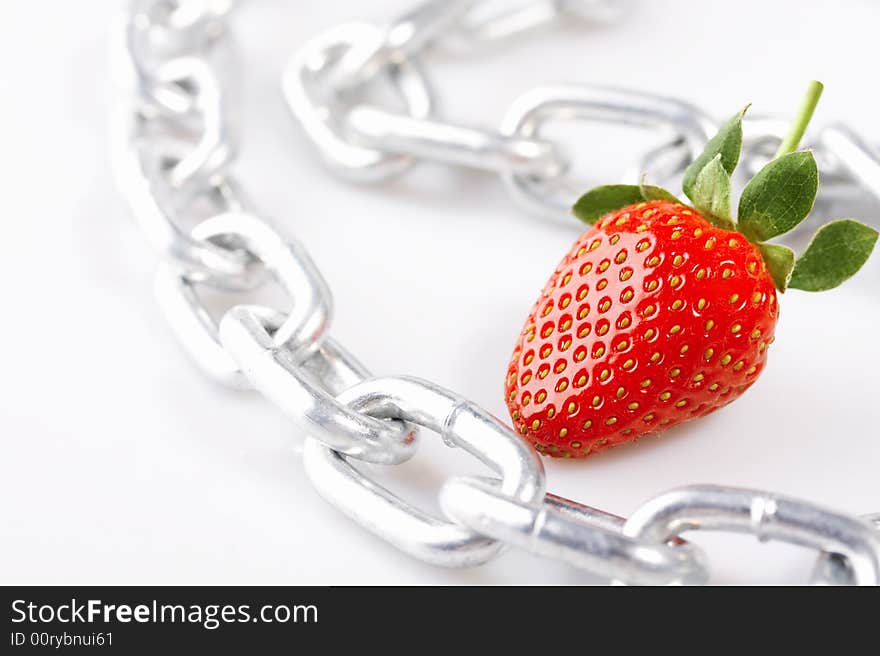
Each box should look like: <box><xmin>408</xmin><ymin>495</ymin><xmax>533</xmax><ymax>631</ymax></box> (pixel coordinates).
<box><xmin>2</xmin><ymin>0</ymin><xmax>879</xmax><ymax>585</ymax></box>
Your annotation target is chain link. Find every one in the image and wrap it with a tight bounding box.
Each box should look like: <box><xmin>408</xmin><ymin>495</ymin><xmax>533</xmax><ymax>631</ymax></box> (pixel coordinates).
<box><xmin>285</xmin><ymin>0</ymin><xmax>880</xmax><ymax>226</ymax></box>
<box><xmin>155</xmin><ymin>212</ymin><xmax>333</xmax><ymax>388</ymax></box>
<box><xmin>498</xmin><ymin>85</ymin><xmax>717</xmax><ymax>218</ymax></box>
<box><xmin>440</xmin><ymin>476</ymin><xmax>709</xmax><ymax>584</ymax></box>
<box><xmin>811</xmin><ymin>513</ymin><xmax>880</xmax><ymax>585</ymax></box>
<box><xmin>622</xmin><ymin>486</ymin><xmax>880</xmax><ymax>586</ymax></box>
<box><xmin>112</xmin><ymin>0</ymin><xmax>880</xmax><ymax>584</ymax></box>
<box><xmin>281</xmin><ymin>22</ymin><xmax>434</xmax><ymax>182</ymax></box>
<box><xmin>220</xmin><ymin>308</ymin><xmax>420</xmax><ymax>465</ymax></box>
<box><xmin>302</xmin><ymin>375</ymin><xmax>546</xmax><ymax>567</ymax></box>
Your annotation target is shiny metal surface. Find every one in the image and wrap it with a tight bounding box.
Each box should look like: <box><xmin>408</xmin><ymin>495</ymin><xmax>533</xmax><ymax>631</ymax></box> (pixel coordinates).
<box><xmin>441</xmin><ymin>0</ymin><xmax>626</xmax><ymax>52</ymax></box>
<box><xmin>287</xmin><ymin>1</ymin><xmax>877</xmax><ymax>225</ymax></box>
<box><xmin>499</xmin><ymin>85</ymin><xmax>716</xmax><ymax>218</ymax></box>
<box><xmin>155</xmin><ymin>212</ymin><xmax>333</xmax><ymax>387</ymax></box>
<box><xmin>282</xmin><ymin>22</ymin><xmax>433</xmax><ymax>183</ymax></box>
<box><xmin>346</xmin><ymin>106</ymin><xmax>565</xmax><ymax>177</ymax></box>
<box><xmin>220</xmin><ymin>309</ymin><xmax>419</xmax><ymax>465</ymax></box>
<box><xmin>111</xmin><ymin>0</ymin><xmax>880</xmax><ymax>584</ymax></box>
<box><xmin>325</xmin><ymin>0</ymin><xmax>476</xmax><ymax>92</ymax></box>
<box><xmin>623</xmin><ymin>486</ymin><xmax>880</xmax><ymax>586</ymax></box>
<box><xmin>111</xmin><ymin>2</ymin><xmax>254</xmax><ymax>287</ymax></box>
<box><xmin>812</xmin><ymin>513</ymin><xmax>880</xmax><ymax>586</ymax></box>
<box><xmin>303</xmin><ymin>376</ymin><xmax>545</xmax><ymax>567</ymax></box>
<box><xmin>440</xmin><ymin>476</ymin><xmax>709</xmax><ymax>584</ymax></box>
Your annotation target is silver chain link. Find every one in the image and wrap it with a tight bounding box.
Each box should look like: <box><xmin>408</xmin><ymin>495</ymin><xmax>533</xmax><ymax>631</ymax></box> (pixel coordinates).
<box><xmin>284</xmin><ymin>1</ymin><xmax>880</xmax><ymax>224</ymax></box>
<box><xmin>111</xmin><ymin>0</ymin><xmax>880</xmax><ymax>585</ymax></box>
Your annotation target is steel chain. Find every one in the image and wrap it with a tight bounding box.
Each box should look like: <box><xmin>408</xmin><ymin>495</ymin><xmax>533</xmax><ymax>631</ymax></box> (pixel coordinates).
<box><xmin>112</xmin><ymin>0</ymin><xmax>880</xmax><ymax>585</ymax></box>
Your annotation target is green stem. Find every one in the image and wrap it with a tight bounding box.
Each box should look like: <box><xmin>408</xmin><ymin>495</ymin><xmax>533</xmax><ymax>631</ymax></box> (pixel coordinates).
<box><xmin>774</xmin><ymin>80</ymin><xmax>824</xmax><ymax>159</ymax></box>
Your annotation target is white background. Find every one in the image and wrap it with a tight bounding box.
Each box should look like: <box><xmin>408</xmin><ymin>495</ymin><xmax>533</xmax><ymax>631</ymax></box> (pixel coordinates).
<box><xmin>2</xmin><ymin>0</ymin><xmax>879</xmax><ymax>585</ymax></box>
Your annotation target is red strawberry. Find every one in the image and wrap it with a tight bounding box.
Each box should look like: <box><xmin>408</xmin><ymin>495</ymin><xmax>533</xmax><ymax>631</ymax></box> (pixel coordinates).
<box><xmin>506</xmin><ymin>82</ymin><xmax>878</xmax><ymax>458</ymax></box>
<box><xmin>506</xmin><ymin>201</ymin><xmax>777</xmax><ymax>457</ymax></box>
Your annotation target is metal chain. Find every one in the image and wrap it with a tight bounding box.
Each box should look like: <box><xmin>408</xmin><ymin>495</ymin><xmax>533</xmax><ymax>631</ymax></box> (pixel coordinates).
<box><xmin>111</xmin><ymin>0</ymin><xmax>880</xmax><ymax>585</ymax></box>
<box><xmin>284</xmin><ymin>0</ymin><xmax>880</xmax><ymax>223</ymax></box>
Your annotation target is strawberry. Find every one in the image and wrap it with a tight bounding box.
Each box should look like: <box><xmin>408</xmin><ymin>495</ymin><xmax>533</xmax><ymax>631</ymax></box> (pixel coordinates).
<box><xmin>506</xmin><ymin>82</ymin><xmax>878</xmax><ymax>458</ymax></box>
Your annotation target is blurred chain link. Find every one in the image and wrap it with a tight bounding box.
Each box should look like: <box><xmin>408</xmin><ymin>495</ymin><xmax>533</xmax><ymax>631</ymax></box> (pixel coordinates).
<box><xmin>112</xmin><ymin>0</ymin><xmax>880</xmax><ymax>585</ymax></box>
<box><xmin>285</xmin><ymin>0</ymin><xmax>880</xmax><ymax>224</ymax></box>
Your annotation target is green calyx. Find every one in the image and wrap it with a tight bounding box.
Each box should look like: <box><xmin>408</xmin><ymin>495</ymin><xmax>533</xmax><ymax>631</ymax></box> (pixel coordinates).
<box><xmin>571</xmin><ymin>80</ymin><xmax>878</xmax><ymax>293</ymax></box>
<box><xmin>572</xmin><ymin>182</ymin><xmax>678</xmax><ymax>224</ymax></box>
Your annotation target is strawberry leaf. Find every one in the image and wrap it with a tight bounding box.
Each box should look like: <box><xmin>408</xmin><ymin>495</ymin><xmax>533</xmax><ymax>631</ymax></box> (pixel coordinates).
<box><xmin>639</xmin><ymin>178</ymin><xmax>680</xmax><ymax>202</ymax></box>
<box><xmin>573</xmin><ymin>186</ymin><xmax>643</xmax><ymax>224</ymax></box>
<box><xmin>572</xmin><ymin>184</ymin><xmax>678</xmax><ymax>224</ymax></box>
<box><xmin>788</xmin><ymin>219</ymin><xmax>879</xmax><ymax>291</ymax></box>
<box><xmin>758</xmin><ymin>243</ymin><xmax>795</xmax><ymax>292</ymax></box>
<box><xmin>690</xmin><ymin>154</ymin><xmax>735</xmax><ymax>230</ymax></box>
<box><xmin>737</xmin><ymin>151</ymin><xmax>818</xmax><ymax>242</ymax></box>
<box><xmin>639</xmin><ymin>184</ymin><xmax>679</xmax><ymax>202</ymax></box>
<box><xmin>682</xmin><ymin>106</ymin><xmax>747</xmax><ymax>201</ymax></box>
